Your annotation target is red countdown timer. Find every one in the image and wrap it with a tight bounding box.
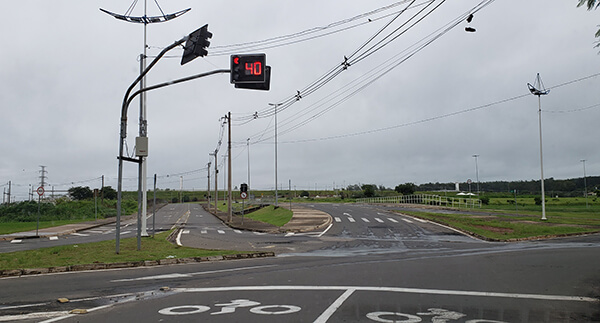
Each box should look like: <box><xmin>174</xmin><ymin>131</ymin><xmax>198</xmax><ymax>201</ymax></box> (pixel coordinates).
<box><xmin>230</xmin><ymin>54</ymin><xmax>266</xmax><ymax>84</ymax></box>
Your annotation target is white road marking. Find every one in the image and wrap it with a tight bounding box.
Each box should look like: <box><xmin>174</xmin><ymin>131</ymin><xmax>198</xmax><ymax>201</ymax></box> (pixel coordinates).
<box><xmin>401</xmin><ymin>218</ymin><xmax>413</xmax><ymax>224</ymax></box>
<box><xmin>49</xmin><ymin>236</ymin><xmax>58</xmax><ymax>241</ymax></box>
<box><xmin>387</xmin><ymin>218</ymin><xmax>398</xmax><ymax>223</ymax></box>
<box><xmin>343</xmin><ymin>212</ymin><xmax>351</xmax><ymax>216</ymax></box>
<box><xmin>87</xmin><ymin>230</ymin><xmax>103</xmax><ymax>234</ymax></box>
<box><xmin>10</xmin><ymin>240</ymin><xmax>22</xmax><ymax>244</ymax></box>
<box><xmin>285</xmin><ymin>233</ymin><xmax>295</xmax><ymax>237</ymax></box>
<box><xmin>111</xmin><ymin>265</ymin><xmax>277</xmax><ymax>282</ymax></box>
<box><xmin>182</xmin><ymin>230</ymin><xmax>190</xmax><ymax>234</ymax></box>
<box><xmin>71</xmin><ymin>232</ymin><xmax>89</xmax><ymax>237</ymax></box>
<box><xmin>174</xmin><ymin>285</ymin><xmax>599</xmax><ymax>303</ymax></box>
<box><xmin>361</xmin><ymin>218</ymin><xmax>370</xmax><ymax>223</ymax></box>
<box><xmin>348</xmin><ymin>218</ymin><xmax>356</xmax><ymax>223</ymax></box>
<box><xmin>334</xmin><ymin>217</ymin><xmax>342</xmax><ymax>222</ymax></box>
<box><xmin>317</xmin><ymin>223</ymin><xmax>333</xmax><ymax>237</ymax></box>
<box><xmin>253</xmin><ymin>232</ymin><xmax>267</xmax><ymax>235</ymax></box>
<box><xmin>121</xmin><ymin>231</ymin><xmax>132</xmax><ymax>235</ymax></box>
<box><xmin>176</xmin><ymin>230</ymin><xmax>184</xmax><ymax>246</ymax></box>
<box><xmin>414</xmin><ymin>218</ymin><xmax>428</xmax><ymax>223</ymax></box>
<box><xmin>234</xmin><ymin>230</ymin><xmax>243</xmax><ymax>234</ymax></box>
<box><xmin>217</xmin><ymin>230</ymin><xmax>225</xmax><ymax>235</ymax></box>
<box><xmin>374</xmin><ymin>218</ymin><xmax>384</xmax><ymax>223</ymax></box>
<box><xmin>314</xmin><ymin>288</ymin><xmax>356</xmax><ymax>323</ymax></box>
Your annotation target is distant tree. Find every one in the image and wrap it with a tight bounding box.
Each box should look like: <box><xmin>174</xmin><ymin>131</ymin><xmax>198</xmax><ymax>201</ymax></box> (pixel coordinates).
<box><xmin>395</xmin><ymin>183</ymin><xmax>416</xmax><ymax>195</ymax></box>
<box><xmin>577</xmin><ymin>0</ymin><xmax>600</xmax><ymax>47</ymax></box>
<box><xmin>300</xmin><ymin>190</ymin><xmax>310</xmax><ymax>198</ymax></box>
<box><xmin>68</xmin><ymin>186</ymin><xmax>93</xmax><ymax>200</ymax></box>
<box><xmin>101</xmin><ymin>186</ymin><xmax>117</xmax><ymax>200</ymax></box>
<box><xmin>346</xmin><ymin>184</ymin><xmax>361</xmax><ymax>191</ymax></box>
<box><xmin>362</xmin><ymin>184</ymin><xmax>376</xmax><ymax>198</ymax></box>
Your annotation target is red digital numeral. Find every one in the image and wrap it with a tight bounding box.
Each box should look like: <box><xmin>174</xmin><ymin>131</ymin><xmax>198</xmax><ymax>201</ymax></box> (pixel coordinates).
<box><xmin>245</xmin><ymin>62</ymin><xmax>262</xmax><ymax>75</ymax></box>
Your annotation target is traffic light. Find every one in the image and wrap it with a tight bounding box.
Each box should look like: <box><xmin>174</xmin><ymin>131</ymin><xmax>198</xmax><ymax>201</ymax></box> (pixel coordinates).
<box><xmin>230</xmin><ymin>54</ymin><xmax>266</xmax><ymax>84</ymax></box>
<box><xmin>240</xmin><ymin>183</ymin><xmax>248</xmax><ymax>193</ymax></box>
<box><xmin>181</xmin><ymin>24</ymin><xmax>212</xmax><ymax>65</ymax></box>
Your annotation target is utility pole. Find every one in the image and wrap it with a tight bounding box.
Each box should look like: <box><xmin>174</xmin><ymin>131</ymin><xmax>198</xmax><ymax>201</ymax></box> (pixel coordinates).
<box><xmin>247</xmin><ymin>138</ymin><xmax>251</xmax><ymax>194</ymax></box>
<box><xmin>269</xmin><ymin>103</ymin><xmax>280</xmax><ymax>207</ymax></box>
<box><xmin>101</xmin><ymin>175</ymin><xmax>105</xmax><ymax>205</ymax></box>
<box><xmin>210</xmin><ymin>151</ymin><xmax>218</xmax><ymax>214</ymax></box>
<box><xmin>207</xmin><ymin>161</ymin><xmax>211</xmax><ymax>207</ymax></box>
<box><xmin>227</xmin><ymin>112</ymin><xmax>232</xmax><ymax>222</ymax></box>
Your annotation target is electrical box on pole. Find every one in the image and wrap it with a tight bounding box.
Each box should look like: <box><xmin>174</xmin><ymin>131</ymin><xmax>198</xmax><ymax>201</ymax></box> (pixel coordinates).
<box><xmin>135</xmin><ymin>136</ymin><xmax>148</xmax><ymax>157</ymax></box>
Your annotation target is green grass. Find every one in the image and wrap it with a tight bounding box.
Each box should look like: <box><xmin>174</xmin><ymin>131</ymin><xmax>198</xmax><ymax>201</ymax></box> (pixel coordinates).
<box><xmin>0</xmin><ymin>219</ymin><xmax>96</xmax><ymax>235</ymax></box>
<box><xmin>245</xmin><ymin>205</ymin><xmax>293</xmax><ymax>227</ymax></box>
<box><xmin>399</xmin><ymin>210</ymin><xmax>600</xmax><ymax>241</ymax></box>
<box><xmin>0</xmin><ymin>230</ymin><xmax>242</xmax><ymax>271</ymax></box>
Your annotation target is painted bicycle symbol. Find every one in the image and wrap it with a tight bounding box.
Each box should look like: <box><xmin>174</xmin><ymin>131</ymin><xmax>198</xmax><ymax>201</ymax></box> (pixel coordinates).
<box><xmin>159</xmin><ymin>299</ymin><xmax>301</xmax><ymax>316</ymax></box>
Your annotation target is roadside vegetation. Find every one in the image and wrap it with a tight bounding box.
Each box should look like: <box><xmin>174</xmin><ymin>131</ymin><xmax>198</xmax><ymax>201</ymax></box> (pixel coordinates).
<box><xmin>0</xmin><ymin>230</ymin><xmax>241</xmax><ymax>271</ymax></box>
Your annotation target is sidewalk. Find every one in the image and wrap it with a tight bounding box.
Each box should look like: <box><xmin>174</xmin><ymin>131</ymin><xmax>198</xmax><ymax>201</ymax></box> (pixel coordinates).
<box><xmin>207</xmin><ymin>204</ymin><xmax>332</xmax><ymax>233</ymax></box>
<box><xmin>0</xmin><ymin>215</ymin><xmax>136</xmax><ymax>241</ymax></box>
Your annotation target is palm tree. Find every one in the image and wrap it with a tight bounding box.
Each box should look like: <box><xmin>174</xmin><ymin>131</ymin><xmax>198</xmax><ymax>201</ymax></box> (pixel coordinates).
<box><xmin>577</xmin><ymin>0</ymin><xmax>600</xmax><ymax>47</ymax></box>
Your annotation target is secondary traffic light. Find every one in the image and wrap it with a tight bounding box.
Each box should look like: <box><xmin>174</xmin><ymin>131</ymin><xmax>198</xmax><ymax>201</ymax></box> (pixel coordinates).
<box><xmin>240</xmin><ymin>183</ymin><xmax>248</xmax><ymax>193</ymax></box>
<box><xmin>230</xmin><ymin>54</ymin><xmax>266</xmax><ymax>84</ymax></box>
<box><xmin>181</xmin><ymin>24</ymin><xmax>212</xmax><ymax>65</ymax></box>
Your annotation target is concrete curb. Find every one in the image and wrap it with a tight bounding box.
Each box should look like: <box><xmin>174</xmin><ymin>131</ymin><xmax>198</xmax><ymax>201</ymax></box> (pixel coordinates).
<box><xmin>0</xmin><ymin>251</ymin><xmax>275</xmax><ymax>278</ymax></box>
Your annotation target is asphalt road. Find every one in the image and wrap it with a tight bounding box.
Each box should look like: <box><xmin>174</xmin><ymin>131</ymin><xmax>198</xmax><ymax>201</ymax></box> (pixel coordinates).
<box><xmin>1</xmin><ymin>203</ymin><xmax>599</xmax><ymax>322</ymax></box>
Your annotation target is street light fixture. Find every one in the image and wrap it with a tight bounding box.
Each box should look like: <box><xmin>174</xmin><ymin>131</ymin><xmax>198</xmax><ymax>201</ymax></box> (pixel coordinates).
<box><xmin>527</xmin><ymin>73</ymin><xmax>550</xmax><ymax>221</ymax></box>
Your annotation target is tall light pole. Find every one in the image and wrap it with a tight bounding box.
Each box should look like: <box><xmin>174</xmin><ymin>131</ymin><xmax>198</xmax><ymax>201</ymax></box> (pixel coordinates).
<box><xmin>269</xmin><ymin>103</ymin><xmax>280</xmax><ymax>206</ymax></box>
<box><xmin>581</xmin><ymin>159</ymin><xmax>588</xmax><ymax>208</ymax></box>
<box><xmin>528</xmin><ymin>73</ymin><xmax>550</xmax><ymax>220</ymax></box>
<box><xmin>101</xmin><ymin>1</ymin><xmax>190</xmax><ymax>245</ymax></box>
<box><xmin>472</xmin><ymin>154</ymin><xmax>480</xmax><ymax>195</ymax></box>
<box><xmin>247</xmin><ymin>138</ymin><xmax>251</xmax><ymax>193</ymax></box>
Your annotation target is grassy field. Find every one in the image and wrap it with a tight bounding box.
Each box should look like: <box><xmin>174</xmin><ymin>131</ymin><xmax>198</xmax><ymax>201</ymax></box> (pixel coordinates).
<box><xmin>0</xmin><ymin>219</ymin><xmax>94</xmax><ymax>235</ymax></box>
<box><xmin>0</xmin><ymin>230</ymin><xmax>242</xmax><ymax>271</ymax></box>
<box><xmin>398</xmin><ymin>196</ymin><xmax>600</xmax><ymax>241</ymax></box>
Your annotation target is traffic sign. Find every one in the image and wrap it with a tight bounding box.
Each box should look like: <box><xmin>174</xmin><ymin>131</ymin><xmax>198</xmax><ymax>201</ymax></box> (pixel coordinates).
<box><xmin>36</xmin><ymin>186</ymin><xmax>45</xmax><ymax>196</ymax></box>
<box><xmin>241</xmin><ymin>192</ymin><xmax>248</xmax><ymax>199</ymax></box>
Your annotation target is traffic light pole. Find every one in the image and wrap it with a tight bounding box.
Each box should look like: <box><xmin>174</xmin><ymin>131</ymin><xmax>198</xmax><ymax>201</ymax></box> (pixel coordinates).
<box><xmin>115</xmin><ymin>33</ymin><xmax>226</xmax><ymax>254</ymax></box>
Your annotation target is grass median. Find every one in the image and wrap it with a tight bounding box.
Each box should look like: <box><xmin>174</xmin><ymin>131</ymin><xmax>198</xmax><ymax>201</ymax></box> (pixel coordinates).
<box><xmin>0</xmin><ymin>230</ymin><xmax>243</xmax><ymax>271</ymax></box>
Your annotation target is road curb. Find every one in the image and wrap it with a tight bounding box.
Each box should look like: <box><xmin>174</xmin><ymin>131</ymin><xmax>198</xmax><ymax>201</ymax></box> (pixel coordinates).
<box><xmin>0</xmin><ymin>251</ymin><xmax>275</xmax><ymax>278</ymax></box>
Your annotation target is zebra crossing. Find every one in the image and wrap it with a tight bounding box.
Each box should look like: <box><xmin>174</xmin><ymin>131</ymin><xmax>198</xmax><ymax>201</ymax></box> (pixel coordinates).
<box><xmin>333</xmin><ymin>215</ymin><xmax>421</xmax><ymax>225</ymax></box>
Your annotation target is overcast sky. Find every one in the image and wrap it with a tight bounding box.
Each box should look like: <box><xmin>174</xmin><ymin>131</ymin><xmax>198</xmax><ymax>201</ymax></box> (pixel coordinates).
<box><xmin>2</xmin><ymin>0</ymin><xmax>600</xmax><ymax>200</ymax></box>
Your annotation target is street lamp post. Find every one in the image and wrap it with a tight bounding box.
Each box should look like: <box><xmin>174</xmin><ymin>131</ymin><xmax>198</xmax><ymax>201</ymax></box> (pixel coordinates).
<box><xmin>581</xmin><ymin>159</ymin><xmax>588</xmax><ymax>208</ymax></box>
<box><xmin>527</xmin><ymin>73</ymin><xmax>550</xmax><ymax>221</ymax></box>
<box><xmin>472</xmin><ymin>154</ymin><xmax>480</xmax><ymax>195</ymax></box>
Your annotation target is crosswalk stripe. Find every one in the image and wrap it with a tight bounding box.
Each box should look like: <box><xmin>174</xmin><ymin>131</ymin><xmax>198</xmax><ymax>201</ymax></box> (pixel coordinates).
<box><xmin>335</xmin><ymin>217</ymin><xmax>342</xmax><ymax>222</ymax></box>
<box><xmin>71</xmin><ymin>232</ymin><xmax>90</xmax><ymax>237</ymax></box>
<box><xmin>348</xmin><ymin>217</ymin><xmax>356</xmax><ymax>223</ymax></box>
<box><xmin>201</xmin><ymin>230</ymin><xmax>207</xmax><ymax>234</ymax></box>
<box><xmin>49</xmin><ymin>236</ymin><xmax>59</xmax><ymax>241</ymax></box>
<box><xmin>374</xmin><ymin>218</ymin><xmax>384</xmax><ymax>223</ymax></box>
<box><xmin>217</xmin><ymin>230</ymin><xmax>225</xmax><ymax>234</ymax></box>
<box><xmin>401</xmin><ymin>218</ymin><xmax>413</xmax><ymax>224</ymax></box>
<box><xmin>361</xmin><ymin>218</ymin><xmax>370</xmax><ymax>223</ymax></box>
<box><xmin>387</xmin><ymin>218</ymin><xmax>399</xmax><ymax>223</ymax></box>
<box><xmin>234</xmin><ymin>230</ymin><xmax>243</xmax><ymax>234</ymax></box>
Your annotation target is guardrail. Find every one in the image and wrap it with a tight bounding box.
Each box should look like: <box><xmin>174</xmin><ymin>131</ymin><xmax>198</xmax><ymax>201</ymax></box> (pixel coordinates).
<box><xmin>356</xmin><ymin>194</ymin><xmax>481</xmax><ymax>208</ymax></box>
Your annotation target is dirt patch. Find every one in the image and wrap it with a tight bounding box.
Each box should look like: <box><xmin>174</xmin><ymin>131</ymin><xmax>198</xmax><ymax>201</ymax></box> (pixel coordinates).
<box><xmin>474</xmin><ymin>225</ymin><xmax>514</xmax><ymax>234</ymax></box>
